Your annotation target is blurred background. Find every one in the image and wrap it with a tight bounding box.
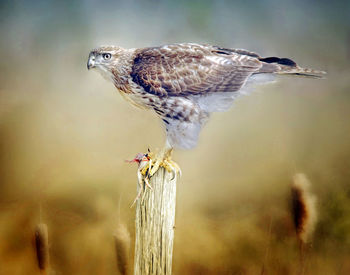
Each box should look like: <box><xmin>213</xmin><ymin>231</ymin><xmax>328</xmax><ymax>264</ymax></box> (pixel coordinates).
<box><xmin>0</xmin><ymin>0</ymin><xmax>350</xmax><ymax>274</ymax></box>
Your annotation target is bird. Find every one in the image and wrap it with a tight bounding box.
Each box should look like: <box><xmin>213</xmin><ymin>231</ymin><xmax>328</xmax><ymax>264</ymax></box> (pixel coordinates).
<box><xmin>87</xmin><ymin>43</ymin><xmax>325</xmax><ymax>175</ymax></box>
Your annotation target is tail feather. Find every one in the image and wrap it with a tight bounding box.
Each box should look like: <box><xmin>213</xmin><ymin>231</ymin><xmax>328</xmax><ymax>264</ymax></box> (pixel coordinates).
<box><xmin>276</xmin><ymin>67</ymin><xmax>327</xmax><ymax>79</ymax></box>
<box><xmin>257</xmin><ymin>56</ymin><xmax>326</xmax><ymax>79</ymax></box>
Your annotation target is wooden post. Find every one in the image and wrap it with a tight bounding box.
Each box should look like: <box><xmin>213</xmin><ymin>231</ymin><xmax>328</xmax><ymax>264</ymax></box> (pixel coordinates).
<box><xmin>134</xmin><ymin>166</ymin><xmax>177</xmax><ymax>275</ymax></box>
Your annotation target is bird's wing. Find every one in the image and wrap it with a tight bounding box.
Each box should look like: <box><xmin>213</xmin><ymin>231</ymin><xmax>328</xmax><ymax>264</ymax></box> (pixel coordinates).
<box><xmin>130</xmin><ymin>44</ymin><xmax>263</xmax><ymax>97</ymax></box>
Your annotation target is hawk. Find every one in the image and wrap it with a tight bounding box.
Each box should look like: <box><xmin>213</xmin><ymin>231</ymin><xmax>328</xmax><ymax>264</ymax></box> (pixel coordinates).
<box><xmin>87</xmin><ymin>43</ymin><xmax>325</xmax><ymax>174</ymax></box>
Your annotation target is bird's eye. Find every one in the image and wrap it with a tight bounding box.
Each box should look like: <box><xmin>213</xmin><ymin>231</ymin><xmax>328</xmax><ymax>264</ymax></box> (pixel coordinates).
<box><xmin>102</xmin><ymin>53</ymin><xmax>111</xmax><ymax>60</ymax></box>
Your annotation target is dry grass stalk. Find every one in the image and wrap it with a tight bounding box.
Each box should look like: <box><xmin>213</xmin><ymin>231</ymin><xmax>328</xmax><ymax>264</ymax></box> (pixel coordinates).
<box><xmin>291</xmin><ymin>173</ymin><xmax>317</xmax><ymax>244</ymax></box>
<box><xmin>114</xmin><ymin>222</ymin><xmax>131</xmax><ymax>275</ymax></box>
<box><xmin>291</xmin><ymin>173</ymin><xmax>317</xmax><ymax>275</ymax></box>
<box><xmin>260</xmin><ymin>216</ymin><xmax>273</xmax><ymax>275</ymax></box>
<box><xmin>34</xmin><ymin>223</ymin><xmax>50</xmax><ymax>273</ymax></box>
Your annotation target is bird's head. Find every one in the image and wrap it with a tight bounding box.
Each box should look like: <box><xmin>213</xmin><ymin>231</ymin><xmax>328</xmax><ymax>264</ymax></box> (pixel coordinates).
<box><xmin>87</xmin><ymin>46</ymin><xmax>123</xmax><ymax>70</ymax></box>
<box><xmin>87</xmin><ymin>46</ymin><xmax>129</xmax><ymax>82</ymax></box>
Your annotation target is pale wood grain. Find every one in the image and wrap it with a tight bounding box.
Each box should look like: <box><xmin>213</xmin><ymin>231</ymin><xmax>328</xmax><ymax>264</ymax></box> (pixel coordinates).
<box><xmin>134</xmin><ymin>167</ymin><xmax>177</xmax><ymax>275</ymax></box>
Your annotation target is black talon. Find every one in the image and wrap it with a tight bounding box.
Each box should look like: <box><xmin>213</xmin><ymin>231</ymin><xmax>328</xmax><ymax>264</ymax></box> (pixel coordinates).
<box><xmin>170</xmin><ymin>170</ymin><xmax>176</xmax><ymax>181</ymax></box>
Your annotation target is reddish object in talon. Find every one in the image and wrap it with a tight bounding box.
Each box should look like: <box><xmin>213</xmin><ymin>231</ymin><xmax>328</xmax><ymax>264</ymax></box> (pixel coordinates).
<box><xmin>126</xmin><ymin>153</ymin><xmax>150</xmax><ymax>164</ymax></box>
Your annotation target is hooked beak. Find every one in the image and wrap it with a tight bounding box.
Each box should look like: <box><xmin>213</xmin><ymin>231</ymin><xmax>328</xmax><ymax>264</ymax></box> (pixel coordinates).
<box><xmin>87</xmin><ymin>54</ymin><xmax>95</xmax><ymax>70</ymax></box>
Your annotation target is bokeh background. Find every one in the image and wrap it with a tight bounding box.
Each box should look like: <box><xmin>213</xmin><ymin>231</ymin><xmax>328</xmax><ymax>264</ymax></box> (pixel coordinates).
<box><xmin>0</xmin><ymin>0</ymin><xmax>350</xmax><ymax>274</ymax></box>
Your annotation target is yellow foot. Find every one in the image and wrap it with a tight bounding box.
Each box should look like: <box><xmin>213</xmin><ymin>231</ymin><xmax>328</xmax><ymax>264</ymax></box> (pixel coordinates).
<box><xmin>129</xmin><ymin>148</ymin><xmax>181</xmax><ymax>207</ymax></box>
<box><xmin>141</xmin><ymin>148</ymin><xmax>181</xmax><ymax>179</ymax></box>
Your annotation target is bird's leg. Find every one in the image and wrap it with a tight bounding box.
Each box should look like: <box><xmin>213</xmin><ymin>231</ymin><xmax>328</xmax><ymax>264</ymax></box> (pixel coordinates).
<box><xmin>153</xmin><ymin>147</ymin><xmax>181</xmax><ymax>178</ymax></box>
<box><xmin>142</xmin><ymin>143</ymin><xmax>181</xmax><ymax>178</ymax></box>
<box><xmin>129</xmin><ymin>145</ymin><xmax>181</xmax><ymax>206</ymax></box>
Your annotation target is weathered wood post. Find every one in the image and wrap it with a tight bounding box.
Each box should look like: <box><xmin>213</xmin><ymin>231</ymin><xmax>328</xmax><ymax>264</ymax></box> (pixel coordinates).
<box><xmin>134</xmin><ymin>165</ymin><xmax>177</xmax><ymax>275</ymax></box>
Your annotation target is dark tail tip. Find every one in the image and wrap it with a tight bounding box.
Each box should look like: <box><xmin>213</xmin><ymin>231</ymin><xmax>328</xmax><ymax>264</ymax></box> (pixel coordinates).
<box><xmin>260</xmin><ymin>56</ymin><xmax>297</xmax><ymax>67</ymax></box>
